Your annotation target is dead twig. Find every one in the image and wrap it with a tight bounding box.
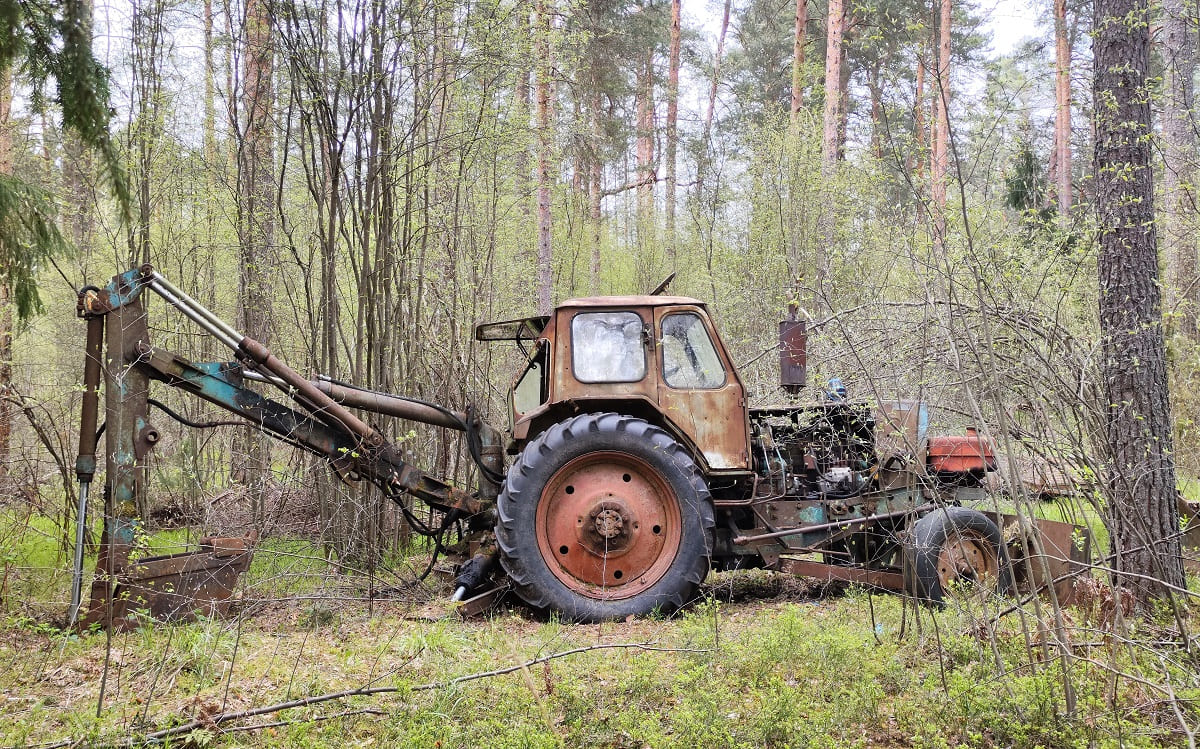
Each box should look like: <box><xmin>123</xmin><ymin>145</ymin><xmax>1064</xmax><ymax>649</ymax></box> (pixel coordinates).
<box><xmin>65</xmin><ymin>641</ymin><xmax>702</xmax><ymax>747</ymax></box>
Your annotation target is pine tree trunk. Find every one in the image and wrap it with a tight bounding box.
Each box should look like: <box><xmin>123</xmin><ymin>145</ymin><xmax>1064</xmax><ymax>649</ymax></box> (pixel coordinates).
<box><xmin>1162</xmin><ymin>0</ymin><xmax>1197</xmax><ymax>337</ymax></box>
<box><xmin>791</xmin><ymin>0</ymin><xmax>807</xmax><ymax>122</ymax></box>
<box><xmin>535</xmin><ymin>0</ymin><xmax>553</xmax><ymax>314</ymax></box>
<box><xmin>665</xmin><ymin>0</ymin><xmax>680</xmax><ymax>269</ymax></box>
<box><xmin>930</xmin><ymin>0</ymin><xmax>951</xmax><ymax>245</ymax></box>
<box><xmin>636</xmin><ymin>50</ymin><xmax>656</xmax><ymax>258</ymax></box>
<box><xmin>1053</xmin><ymin>0</ymin><xmax>1073</xmax><ymax>220</ymax></box>
<box><xmin>1094</xmin><ymin>0</ymin><xmax>1185</xmax><ymax>603</ymax></box>
<box><xmin>817</xmin><ymin>0</ymin><xmax>844</xmax><ymax>308</ymax></box>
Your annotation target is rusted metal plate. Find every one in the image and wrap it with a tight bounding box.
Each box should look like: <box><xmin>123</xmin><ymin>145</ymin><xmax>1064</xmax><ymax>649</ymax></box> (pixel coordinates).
<box><xmin>777</xmin><ymin>558</ymin><xmax>905</xmax><ymax>591</ymax></box>
<box><xmin>875</xmin><ymin>402</ymin><xmax>926</xmax><ymax>490</ymax></box>
<box><xmin>80</xmin><ymin>534</ymin><xmax>256</xmax><ymax>631</ymax></box>
<box><xmin>535</xmin><ymin>452</ymin><xmax>680</xmax><ymax>598</ymax></box>
<box><xmin>779</xmin><ymin>309</ymin><xmax>806</xmax><ymax>393</ymax></box>
<box><xmin>983</xmin><ymin>512</ymin><xmax>1090</xmax><ymax>605</ymax></box>
<box><xmin>457</xmin><ymin>585</ymin><xmax>508</xmax><ymax>619</ymax></box>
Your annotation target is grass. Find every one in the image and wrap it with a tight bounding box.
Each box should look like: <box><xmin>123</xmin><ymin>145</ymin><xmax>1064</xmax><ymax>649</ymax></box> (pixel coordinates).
<box><xmin>0</xmin><ymin>514</ymin><xmax>1196</xmax><ymax>748</ymax></box>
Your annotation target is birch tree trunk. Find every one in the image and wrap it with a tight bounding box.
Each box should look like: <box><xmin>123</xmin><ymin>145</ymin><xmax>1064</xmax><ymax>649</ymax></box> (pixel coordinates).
<box><xmin>0</xmin><ymin>67</ymin><xmax>10</xmax><ymax>482</ymax></box>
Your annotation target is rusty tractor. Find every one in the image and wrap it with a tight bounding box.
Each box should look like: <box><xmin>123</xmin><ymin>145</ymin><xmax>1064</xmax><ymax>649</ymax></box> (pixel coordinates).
<box><xmin>69</xmin><ymin>266</ymin><xmax>1088</xmax><ymax>627</ymax></box>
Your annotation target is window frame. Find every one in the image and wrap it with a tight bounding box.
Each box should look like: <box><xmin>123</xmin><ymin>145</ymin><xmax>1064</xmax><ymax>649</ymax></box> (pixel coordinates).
<box><xmin>569</xmin><ymin>310</ymin><xmax>649</xmax><ymax>384</ymax></box>
<box><xmin>659</xmin><ymin>311</ymin><xmax>728</xmax><ymax>390</ymax></box>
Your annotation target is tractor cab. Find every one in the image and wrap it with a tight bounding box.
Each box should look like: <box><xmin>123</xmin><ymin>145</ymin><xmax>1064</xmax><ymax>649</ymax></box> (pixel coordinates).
<box><xmin>476</xmin><ymin>297</ymin><xmax>752</xmax><ymax>473</ymax></box>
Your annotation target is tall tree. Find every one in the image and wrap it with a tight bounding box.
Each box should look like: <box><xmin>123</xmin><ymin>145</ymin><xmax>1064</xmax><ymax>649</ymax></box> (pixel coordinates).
<box><xmin>930</xmin><ymin>0</ymin><xmax>951</xmax><ymax>244</ymax></box>
<box><xmin>535</xmin><ymin>0</ymin><xmax>554</xmax><ymax>313</ymax></box>
<box><xmin>817</xmin><ymin>0</ymin><xmax>844</xmax><ymax>307</ymax></box>
<box><xmin>635</xmin><ymin>48</ymin><xmax>656</xmax><ymax>258</ymax></box>
<box><xmin>1161</xmin><ymin>0</ymin><xmax>1197</xmax><ymax>337</ymax></box>
<box><xmin>1094</xmin><ymin>0</ymin><xmax>1185</xmax><ymax>602</ymax></box>
<box><xmin>0</xmin><ymin>67</ymin><xmax>10</xmax><ymax>481</ymax></box>
<box><xmin>235</xmin><ymin>0</ymin><xmax>276</xmax><ymax>516</ymax></box>
<box><xmin>790</xmin><ymin>0</ymin><xmax>807</xmax><ymax>122</ymax></box>
<box><xmin>1051</xmin><ymin>0</ymin><xmax>1072</xmax><ymax>220</ymax></box>
<box><xmin>665</xmin><ymin>0</ymin><xmax>680</xmax><ymax>269</ymax></box>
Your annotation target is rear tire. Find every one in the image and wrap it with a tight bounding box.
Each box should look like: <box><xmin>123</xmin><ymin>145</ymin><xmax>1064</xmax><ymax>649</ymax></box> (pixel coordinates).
<box><xmin>496</xmin><ymin>413</ymin><xmax>713</xmax><ymax>622</ymax></box>
<box><xmin>906</xmin><ymin>507</ymin><xmax>1012</xmax><ymax>606</ymax></box>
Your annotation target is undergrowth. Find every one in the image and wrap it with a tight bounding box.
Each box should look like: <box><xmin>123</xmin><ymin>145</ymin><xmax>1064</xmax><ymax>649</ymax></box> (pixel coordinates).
<box><xmin>0</xmin><ymin>517</ymin><xmax>1195</xmax><ymax>748</ymax></box>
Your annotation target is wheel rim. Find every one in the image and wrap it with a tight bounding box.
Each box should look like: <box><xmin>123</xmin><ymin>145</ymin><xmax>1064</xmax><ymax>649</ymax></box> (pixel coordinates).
<box><xmin>935</xmin><ymin>530</ymin><xmax>999</xmax><ymax>591</ymax></box>
<box><xmin>535</xmin><ymin>451</ymin><xmax>682</xmax><ymax>600</ymax></box>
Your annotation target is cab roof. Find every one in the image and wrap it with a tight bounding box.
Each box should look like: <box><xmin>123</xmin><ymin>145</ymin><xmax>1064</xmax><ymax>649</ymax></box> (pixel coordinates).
<box><xmin>557</xmin><ymin>295</ymin><xmax>706</xmax><ymax>308</ymax></box>
<box><xmin>475</xmin><ymin>296</ymin><xmax>709</xmax><ymax>341</ymax></box>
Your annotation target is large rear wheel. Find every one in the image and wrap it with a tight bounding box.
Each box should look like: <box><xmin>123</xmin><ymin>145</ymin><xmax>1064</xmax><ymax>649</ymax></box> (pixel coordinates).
<box><xmin>907</xmin><ymin>507</ymin><xmax>1013</xmax><ymax>606</ymax></box>
<box><xmin>496</xmin><ymin>413</ymin><xmax>713</xmax><ymax>622</ymax></box>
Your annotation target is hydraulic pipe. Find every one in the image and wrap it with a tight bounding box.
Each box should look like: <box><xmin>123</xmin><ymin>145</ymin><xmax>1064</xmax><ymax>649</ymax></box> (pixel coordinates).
<box><xmin>238</xmin><ymin>337</ymin><xmax>384</xmax><ymax>447</ymax></box>
<box><xmin>147</xmin><ymin>281</ymin><xmax>242</xmax><ymax>352</ymax></box>
<box><xmin>313</xmin><ymin>379</ymin><xmax>467</xmax><ymax>431</ymax></box>
<box><xmin>148</xmin><ymin>273</ymin><xmax>243</xmax><ymax>345</ymax></box>
<box><xmin>732</xmin><ymin>503</ymin><xmax>935</xmax><ymax>545</ymax></box>
<box><xmin>69</xmin><ymin>315</ymin><xmax>104</xmax><ymax>626</ymax></box>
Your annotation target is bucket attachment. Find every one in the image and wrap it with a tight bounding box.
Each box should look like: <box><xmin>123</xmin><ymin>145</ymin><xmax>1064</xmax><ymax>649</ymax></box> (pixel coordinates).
<box><xmin>79</xmin><ymin>533</ymin><xmax>256</xmax><ymax>631</ymax></box>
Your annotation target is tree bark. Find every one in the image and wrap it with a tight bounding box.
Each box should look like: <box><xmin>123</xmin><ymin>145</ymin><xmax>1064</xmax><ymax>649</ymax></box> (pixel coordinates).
<box><xmin>1094</xmin><ymin>0</ymin><xmax>1185</xmax><ymax>602</ymax></box>
<box><xmin>535</xmin><ymin>0</ymin><xmax>554</xmax><ymax>314</ymax></box>
<box><xmin>817</xmin><ymin>0</ymin><xmax>844</xmax><ymax>307</ymax></box>
<box><xmin>635</xmin><ymin>49</ymin><xmax>656</xmax><ymax>256</ymax></box>
<box><xmin>930</xmin><ymin>0</ymin><xmax>951</xmax><ymax>246</ymax></box>
<box><xmin>1052</xmin><ymin>0</ymin><xmax>1072</xmax><ymax>220</ymax></box>
<box><xmin>236</xmin><ymin>0</ymin><xmax>276</xmax><ymax>518</ymax></box>
<box><xmin>1162</xmin><ymin>0</ymin><xmax>1197</xmax><ymax>337</ymax></box>
<box><xmin>698</xmin><ymin>0</ymin><xmax>732</xmax><ymax>190</ymax></box>
<box><xmin>0</xmin><ymin>66</ymin><xmax>10</xmax><ymax>482</ymax></box>
<box><xmin>665</xmin><ymin>0</ymin><xmax>680</xmax><ymax>269</ymax></box>
<box><xmin>791</xmin><ymin>0</ymin><xmax>807</xmax><ymax>122</ymax></box>
<box><xmin>913</xmin><ymin>53</ymin><xmax>926</xmax><ymax>177</ymax></box>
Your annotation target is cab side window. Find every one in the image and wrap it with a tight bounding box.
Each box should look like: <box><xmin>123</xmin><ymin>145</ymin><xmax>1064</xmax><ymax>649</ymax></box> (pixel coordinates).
<box><xmin>572</xmin><ymin>312</ymin><xmax>647</xmax><ymax>383</ymax></box>
<box><xmin>661</xmin><ymin>313</ymin><xmax>726</xmax><ymax>389</ymax></box>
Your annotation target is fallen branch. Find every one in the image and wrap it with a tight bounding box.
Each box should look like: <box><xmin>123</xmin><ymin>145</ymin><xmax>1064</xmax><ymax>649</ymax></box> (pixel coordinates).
<box><xmin>68</xmin><ymin>641</ymin><xmax>698</xmax><ymax>747</ymax></box>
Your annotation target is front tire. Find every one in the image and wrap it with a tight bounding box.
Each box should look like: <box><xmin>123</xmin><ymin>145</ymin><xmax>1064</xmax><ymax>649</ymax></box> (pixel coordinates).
<box><xmin>496</xmin><ymin>413</ymin><xmax>713</xmax><ymax>622</ymax></box>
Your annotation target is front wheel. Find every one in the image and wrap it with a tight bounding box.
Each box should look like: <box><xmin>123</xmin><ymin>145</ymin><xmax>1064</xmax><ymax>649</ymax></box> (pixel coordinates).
<box><xmin>906</xmin><ymin>507</ymin><xmax>1013</xmax><ymax>606</ymax></box>
<box><xmin>496</xmin><ymin>413</ymin><xmax>713</xmax><ymax>622</ymax></box>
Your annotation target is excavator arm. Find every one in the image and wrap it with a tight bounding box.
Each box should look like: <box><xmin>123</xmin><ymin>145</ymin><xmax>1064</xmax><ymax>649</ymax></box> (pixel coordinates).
<box><xmin>71</xmin><ymin>265</ymin><xmax>503</xmax><ymax>629</ymax></box>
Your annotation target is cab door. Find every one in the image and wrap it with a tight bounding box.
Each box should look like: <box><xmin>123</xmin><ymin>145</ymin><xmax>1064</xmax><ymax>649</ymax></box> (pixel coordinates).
<box><xmin>653</xmin><ymin>307</ymin><xmax>751</xmax><ymax>471</ymax></box>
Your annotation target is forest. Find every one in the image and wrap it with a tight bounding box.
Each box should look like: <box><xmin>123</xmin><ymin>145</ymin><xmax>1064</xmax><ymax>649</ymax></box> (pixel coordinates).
<box><xmin>0</xmin><ymin>0</ymin><xmax>1198</xmax><ymax>745</ymax></box>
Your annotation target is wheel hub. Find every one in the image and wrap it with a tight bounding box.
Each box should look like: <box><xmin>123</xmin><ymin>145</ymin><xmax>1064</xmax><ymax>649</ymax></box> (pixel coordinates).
<box><xmin>535</xmin><ymin>451</ymin><xmax>682</xmax><ymax>600</ymax></box>
<box><xmin>936</xmin><ymin>531</ymin><xmax>997</xmax><ymax>590</ymax></box>
<box><xmin>592</xmin><ymin>506</ymin><xmax>625</xmax><ymax>540</ymax></box>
